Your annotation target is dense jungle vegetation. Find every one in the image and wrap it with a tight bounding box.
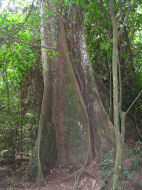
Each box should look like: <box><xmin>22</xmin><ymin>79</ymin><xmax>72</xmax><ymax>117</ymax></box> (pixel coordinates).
<box><xmin>0</xmin><ymin>0</ymin><xmax>142</xmax><ymax>189</ymax></box>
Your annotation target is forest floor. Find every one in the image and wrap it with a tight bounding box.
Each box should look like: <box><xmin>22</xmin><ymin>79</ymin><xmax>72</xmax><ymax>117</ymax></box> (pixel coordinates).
<box><xmin>0</xmin><ymin>161</ymin><xmax>104</xmax><ymax>190</ymax></box>
<box><xmin>0</xmin><ymin>143</ymin><xmax>142</xmax><ymax>190</ymax></box>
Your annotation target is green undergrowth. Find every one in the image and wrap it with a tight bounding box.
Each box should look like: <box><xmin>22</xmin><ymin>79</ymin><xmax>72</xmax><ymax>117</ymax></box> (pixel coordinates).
<box><xmin>100</xmin><ymin>140</ymin><xmax>142</xmax><ymax>190</ymax></box>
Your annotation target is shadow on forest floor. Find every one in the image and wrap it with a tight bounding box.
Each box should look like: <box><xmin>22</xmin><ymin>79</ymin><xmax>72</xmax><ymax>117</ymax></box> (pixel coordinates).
<box><xmin>0</xmin><ymin>143</ymin><xmax>142</xmax><ymax>190</ymax></box>
<box><xmin>0</xmin><ymin>161</ymin><xmax>104</xmax><ymax>190</ymax></box>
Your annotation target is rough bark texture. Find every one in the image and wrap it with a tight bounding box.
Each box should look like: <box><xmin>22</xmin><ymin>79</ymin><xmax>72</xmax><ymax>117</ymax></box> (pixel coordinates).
<box><xmin>52</xmin><ymin>18</ymin><xmax>91</xmax><ymax>165</ymax></box>
<box><xmin>64</xmin><ymin>6</ymin><xmax>115</xmax><ymax>160</ymax></box>
<box><xmin>28</xmin><ymin>2</ymin><xmax>115</xmax><ymax>181</ymax></box>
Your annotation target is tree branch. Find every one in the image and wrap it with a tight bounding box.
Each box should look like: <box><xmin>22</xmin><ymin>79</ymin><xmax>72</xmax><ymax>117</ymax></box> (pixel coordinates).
<box><xmin>11</xmin><ymin>38</ymin><xmax>56</xmax><ymax>50</ymax></box>
<box><xmin>0</xmin><ymin>0</ymin><xmax>35</xmax><ymax>49</ymax></box>
<box><xmin>126</xmin><ymin>90</ymin><xmax>142</xmax><ymax>115</ymax></box>
<box><xmin>118</xmin><ymin>0</ymin><xmax>137</xmax><ymax>37</ymax></box>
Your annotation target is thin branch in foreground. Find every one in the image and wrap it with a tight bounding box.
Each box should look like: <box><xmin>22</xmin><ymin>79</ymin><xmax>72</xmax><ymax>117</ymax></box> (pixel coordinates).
<box><xmin>126</xmin><ymin>90</ymin><xmax>142</xmax><ymax>115</ymax></box>
<box><xmin>134</xmin><ymin>115</ymin><xmax>142</xmax><ymax>139</ymax></box>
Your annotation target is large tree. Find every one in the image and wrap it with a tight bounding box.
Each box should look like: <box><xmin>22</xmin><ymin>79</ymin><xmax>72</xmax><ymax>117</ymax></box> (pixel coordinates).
<box><xmin>27</xmin><ymin>0</ymin><xmax>115</xmax><ymax>183</ymax></box>
<box><xmin>0</xmin><ymin>0</ymin><xmax>141</xmax><ymax>189</ymax></box>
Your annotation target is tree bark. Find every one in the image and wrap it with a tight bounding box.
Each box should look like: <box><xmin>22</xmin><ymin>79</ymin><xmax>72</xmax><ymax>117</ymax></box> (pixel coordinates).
<box><xmin>109</xmin><ymin>0</ymin><xmax>123</xmax><ymax>189</ymax></box>
<box><xmin>64</xmin><ymin>5</ymin><xmax>115</xmax><ymax>159</ymax></box>
<box><xmin>27</xmin><ymin>1</ymin><xmax>115</xmax><ymax>183</ymax></box>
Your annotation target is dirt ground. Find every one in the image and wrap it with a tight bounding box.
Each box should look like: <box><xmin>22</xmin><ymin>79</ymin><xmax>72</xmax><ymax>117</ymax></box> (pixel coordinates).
<box><xmin>0</xmin><ymin>148</ymin><xmax>142</xmax><ymax>190</ymax></box>
<box><xmin>0</xmin><ymin>161</ymin><xmax>105</xmax><ymax>190</ymax></box>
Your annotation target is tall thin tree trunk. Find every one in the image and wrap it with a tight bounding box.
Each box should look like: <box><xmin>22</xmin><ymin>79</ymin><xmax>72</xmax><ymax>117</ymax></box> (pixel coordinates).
<box><xmin>109</xmin><ymin>1</ymin><xmax>123</xmax><ymax>189</ymax></box>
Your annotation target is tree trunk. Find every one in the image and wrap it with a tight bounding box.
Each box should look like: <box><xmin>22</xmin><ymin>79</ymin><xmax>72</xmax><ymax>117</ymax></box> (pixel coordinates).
<box><xmin>109</xmin><ymin>0</ymin><xmax>123</xmax><ymax>189</ymax></box>
<box><xmin>64</xmin><ymin>5</ymin><xmax>115</xmax><ymax>159</ymax></box>
<box><xmin>27</xmin><ymin>1</ymin><xmax>115</xmax><ymax>183</ymax></box>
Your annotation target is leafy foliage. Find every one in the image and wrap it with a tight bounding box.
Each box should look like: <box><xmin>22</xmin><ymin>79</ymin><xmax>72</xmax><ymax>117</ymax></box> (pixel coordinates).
<box><xmin>0</xmin><ymin>6</ymin><xmax>41</xmax><ymax>162</ymax></box>
<box><xmin>84</xmin><ymin>0</ymin><xmax>142</xmax><ymax>127</ymax></box>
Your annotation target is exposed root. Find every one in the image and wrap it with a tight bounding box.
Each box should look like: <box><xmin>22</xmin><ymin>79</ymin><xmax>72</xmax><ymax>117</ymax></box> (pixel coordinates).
<box><xmin>61</xmin><ymin>167</ymin><xmax>96</xmax><ymax>190</ymax></box>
